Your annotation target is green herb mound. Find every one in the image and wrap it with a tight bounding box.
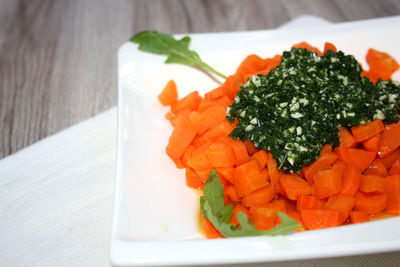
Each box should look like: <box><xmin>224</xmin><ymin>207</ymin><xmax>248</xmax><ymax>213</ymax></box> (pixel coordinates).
<box><xmin>227</xmin><ymin>48</ymin><xmax>400</xmax><ymax>173</ymax></box>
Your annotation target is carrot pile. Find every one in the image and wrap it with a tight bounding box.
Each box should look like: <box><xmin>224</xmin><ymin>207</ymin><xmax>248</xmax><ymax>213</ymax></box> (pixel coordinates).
<box><xmin>158</xmin><ymin>41</ymin><xmax>400</xmax><ymax>238</ymax></box>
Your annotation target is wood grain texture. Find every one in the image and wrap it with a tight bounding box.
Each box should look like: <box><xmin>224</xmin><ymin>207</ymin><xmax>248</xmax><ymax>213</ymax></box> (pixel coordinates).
<box><xmin>0</xmin><ymin>0</ymin><xmax>400</xmax><ymax>159</ymax></box>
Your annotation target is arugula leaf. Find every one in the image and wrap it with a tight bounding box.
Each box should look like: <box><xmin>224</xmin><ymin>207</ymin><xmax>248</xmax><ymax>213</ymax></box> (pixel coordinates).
<box><xmin>130</xmin><ymin>31</ymin><xmax>227</xmax><ymax>79</ymax></box>
<box><xmin>201</xmin><ymin>170</ymin><xmax>300</xmax><ymax>237</ymax></box>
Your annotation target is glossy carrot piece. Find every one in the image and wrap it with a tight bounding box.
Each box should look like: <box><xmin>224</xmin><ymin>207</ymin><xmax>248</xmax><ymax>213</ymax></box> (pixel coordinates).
<box><xmin>158</xmin><ymin>80</ymin><xmax>178</xmax><ymax>106</ymax></box>
<box><xmin>204</xmin><ymin>86</ymin><xmax>226</xmax><ymax>100</ymax></box>
<box><xmin>296</xmin><ymin>195</ymin><xmax>325</xmax><ymax>210</ymax></box>
<box><xmin>325</xmin><ymin>195</ymin><xmax>355</xmax><ymax>223</ymax></box>
<box><xmin>378</xmin><ymin>121</ymin><xmax>400</xmax><ymax>158</ymax></box>
<box><xmin>323</xmin><ymin>42</ymin><xmax>337</xmax><ymax>54</ymax></box>
<box><xmin>366</xmin><ymin>48</ymin><xmax>400</xmax><ymax>81</ymax></box>
<box><xmin>313</xmin><ymin>167</ymin><xmax>343</xmax><ymax>199</ymax></box>
<box><xmin>362</xmin><ymin>133</ymin><xmax>382</xmax><ymax>153</ymax></box>
<box><xmin>280</xmin><ymin>174</ymin><xmax>312</xmax><ymax>200</ymax></box>
<box><xmin>363</xmin><ymin>158</ymin><xmax>387</xmax><ymax>177</ymax></box>
<box><xmin>303</xmin><ymin>151</ymin><xmax>337</xmax><ymax>184</ymax></box>
<box><xmin>266</xmin><ymin>154</ymin><xmax>281</xmax><ymax>185</ymax></box>
<box><xmin>334</xmin><ymin>147</ymin><xmax>376</xmax><ymax>171</ymax></box>
<box><xmin>234</xmin><ymin>161</ymin><xmax>267</xmax><ymax>197</ymax></box>
<box><xmin>340</xmin><ymin>166</ymin><xmax>362</xmax><ymax>197</ymax></box>
<box><xmin>389</xmin><ymin>159</ymin><xmax>400</xmax><ymax>175</ymax></box>
<box><xmin>384</xmin><ymin>175</ymin><xmax>400</xmax><ymax>215</ymax></box>
<box><xmin>225</xmin><ymin>185</ymin><xmax>239</xmax><ymax>202</ymax></box>
<box><xmin>300</xmin><ymin>209</ymin><xmax>341</xmax><ymax>230</ymax></box>
<box><xmin>171</xmin><ymin>91</ymin><xmax>202</xmax><ymax>114</ymax></box>
<box><xmin>221</xmin><ymin>138</ymin><xmax>250</xmax><ymax>166</ymax></box>
<box><xmin>381</xmin><ymin>148</ymin><xmax>400</xmax><ymax>170</ymax></box>
<box><xmin>221</xmin><ymin>74</ymin><xmax>242</xmax><ymax>100</ymax></box>
<box><xmin>292</xmin><ymin>41</ymin><xmax>322</xmax><ymax>56</ymax></box>
<box><xmin>354</xmin><ymin>192</ymin><xmax>388</xmax><ymax>215</ymax></box>
<box><xmin>196</xmin><ymin>121</ymin><xmax>234</xmax><ymax>146</ymax></box>
<box><xmin>216</xmin><ymin>167</ymin><xmax>235</xmax><ymax>184</ymax></box>
<box><xmin>242</xmin><ymin>184</ymin><xmax>275</xmax><ymax>207</ymax></box>
<box><xmin>187</xmin><ymin>151</ymin><xmax>213</xmax><ymax>182</ymax></box>
<box><xmin>201</xmin><ymin>214</ymin><xmax>222</xmax><ymax>238</ymax></box>
<box><xmin>338</xmin><ymin>126</ymin><xmax>357</xmax><ymax>148</ymax></box>
<box><xmin>351</xmin><ymin>119</ymin><xmax>384</xmax><ymax>142</ymax></box>
<box><xmin>252</xmin><ymin>150</ymin><xmax>269</xmax><ymax>169</ymax></box>
<box><xmin>350</xmin><ymin>211</ymin><xmax>369</xmax><ymax>224</ymax></box>
<box><xmin>207</xmin><ymin>141</ymin><xmax>236</xmax><ymax>168</ymax></box>
<box><xmin>244</xmin><ymin>140</ymin><xmax>259</xmax><ymax>155</ymax></box>
<box><xmin>197</xmin><ymin>106</ymin><xmax>227</xmax><ymax>134</ymax></box>
<box><xmin>236</xmin><ymin>54</ymin><xmax>269</xmax><ymax>77</ymax></box>
<box><xmin>185</xmin><ymin>167</ymin><xmax>203</xmax><ymax>189</ymax></box>
<box><xmin>166</xmin><ymin>117</ymin><xmax>198</xmax><ymax>159</ymax></box>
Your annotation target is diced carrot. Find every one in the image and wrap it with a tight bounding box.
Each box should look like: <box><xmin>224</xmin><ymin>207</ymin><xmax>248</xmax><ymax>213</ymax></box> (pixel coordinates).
<box><xmin>197</xmin><ymin>98</ymin><xmax>214</xmax><ymax>112</ymax></box>
<box><xmin>211</xmin><ymin>96</ymin><xmax>234</xmax><ymax>110</ymax></box>
<box><xmin>221</xmin><ymin>74</ymin><xmax>242</xmax><ymax>100</ymax></box>
<box><xmin>192</xmin><ymin>142</ymin><xmax>211</xmax><ymax>156</ymax></box>
<box><xmin>236</xmin><ymin>54</ymin><xmax>269</xmax><ymax>77</ymax></box>
<box><xmin>244</xmin><ymin>140</ymin><xmax>259</xmax><ymax>155</ymax></box>
<box><xmin>354</xmin><ymin>192</ymin><xmax>388</xmax><ymax>215</ymax></box>
<box><xmin>313</xmin><ymin>167</ymin><xmax>343</xmax><ymax>199</ymax></box>
<box><xmin>300</xmin><ymin>209</ymin><xmax>341</xmax><ymax>230</ymax></box>
<box><xmin>323</xmin><ymin>42</ymin><xmax>337</xmax><ymax>54</ymax></box>
<box><xmin>303</xmin><ymin>151</ymin><xmax>337</xmax><ymax>184</ymax></box>
<box><xmin>389</xmin><ymin>159</ymin><xmax>400</xmax><ymax>175</ymax></box>
<box><xmin>366</xmin><ymin>48</ymin><xmax>400</xmax><ymax>81</ymax></box>
<box><xmin>340</xmin><ymin>166</ymin><xmax>362</xmax><ymax>197</ymax></box>
<box><xmin>197</xmin><ymin>106</ymin><xmax>227</xmax><ymax>134</ymax></box>
<box><xmin>292</xmin><ymin>41</ymin><xmax>322</xmax><ymax>55</ymax></box>
<box><xmin>334</xmin><ymin>147</ymin><xmax>375</xmax><ymax>171</ymax></box>
<box><xmin>280</xmin><ymin>174</ymin><xmax>312</xmax><ymax>200</ymax></box>
<box><xmin>381</xmin><ymin>148</ymin><xmax>400</xmax><ymax>170</ymax></box>
<box><xmin>166</xmin><ymin>117</ymin><xmax>198</xmax><ymax>159</ymax></box>
<box><xmin>201</xmin><ymin>214</ymin><xmax>222</xmax><ymax>238</ymax></box>
<box><xmin>321</xmin><ymin>144</ymin><xmax>333</xmax><ymax>153</ymax></box>
<box><xmin>266</xmin><ymin>154</ymin><xmax>281</xmax><ymax>185</ymax></box>
<box><xmin>216</xmin><ymin>167</ymin><xmax>235</xmax><ymax>184</ymax></box>
<box><xmin>185</xmin><ymin>167</ymin><xmax>203</xmax><ymax>189</ymax></box>
<box><xmin>252</xmin><ymin>150</ymin><xmax>269</xmax><ymax>169</ymax></box>
<box><xmin>242</xmin><ymin>184</ymin><xmax>275</xmax><ymax>207</ymax></box>
<box><xmin>362</xmin><ymin>132</ymin><xmax>382</xmax><ymax>152</ymax></box>
<box><xmin>229</xmin><ymin>204</ymin><xmax>251</xmax><ymax>226</ymax></box>
<box><xmin>207</xmin><ymin>141</ymin><xmax>236</xmax><ymax>168</ymax></box>
<box><xmin>225</xmin><ymin>138</ymin><xmax>250</xmax><ymax>166</ymax></box>
<box><xmin>338</xmin><ymin>126</ymin><xmax>357</xmax><ymax>148</ymax></box>
<box><xmin>296</xmin><ymin>195</ymin><xmax>325</xmax><ymax>210</ymax></box>
<box><xmin>165</xmin><ymin>112</ymin><xmax>174</xmax><ymax>121</ymax></box>
<box><xmin>351</xmin><ymin>119</ymin><xmax>384</xmax><ymax>142</ymax></box>
<box><xmin>363</xmin><ymin>158</ymin><xmax>387</xmax><ymax>177</ymax></box>
<box><xmin>226</xmin><ymin>185</ymin><xmax>239</xmax><ymax>202</ymax></box>
<box><xmin>256</xmin><ymin>55</ymin><xmax>282</xmax><ymax>77</ymax></box>
<box><xmin>196</xmin><ymin>121</ymin><xmax>234</xmax><ymax>146</ymax></box>
<box><xmin>158</xmin><ymin>80</ymin><xmax>178</xmax><ymax>106</ymax></box>
<box><xmin>250</xmin><ymin>207</ymin><xmax>276</xmax><ymax>231</ymax></box>
<box><xmin>170</xmin><ymin>109</ymin><xmax>191</xmax><ymax>127</ymax></box>
<box><xmin>384</xmin><ymin>175</ymin><xmax>400</xmax><ymax>215</ymax></box>
<box><xmin>234</xmin><ymin>161</ymin><xmax>267</xmax><ymax>197</ymax></box>
<box><xmin>325</xmin><ymin>195</ymin><xmax>355</xmax><ymax>223</ymax></box>
<box><xmin>332</xmin><ymin>160</ymin><xmax>347</xmax><ymax>174</ymax></box>
<box><xmin>378</xmin><ymin>121</ymin><xmax>400</xmax><ymax>158</ymax></box>
<box><xmin>205</xmin><ymin>86</ymin><xmax>226</xmax><ymax>100</ymax></box>
<box><xmin>350</xmin><ymin>211</ymin><xmax>369</xmax><ymax>224</ymax></box>
<box><xmin>187</xmin><ymin>151</ymin><xmax>213</xmax><ymax>182</ymax></box>
<box><xmin>171</xmin><ymin>91</ymin><xmax>202</xmax><ymax>114</ymax></box>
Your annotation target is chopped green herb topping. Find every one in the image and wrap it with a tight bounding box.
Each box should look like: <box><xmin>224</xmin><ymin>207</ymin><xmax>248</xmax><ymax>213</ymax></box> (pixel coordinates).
<box><xmin>227</xmin><ymin>48</ymin><xmax>400</xmax><ymax>173</ymax></box>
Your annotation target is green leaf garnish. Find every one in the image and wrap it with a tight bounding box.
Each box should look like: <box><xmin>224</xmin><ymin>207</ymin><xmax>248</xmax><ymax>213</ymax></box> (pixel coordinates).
<box><xmin>130</xmin><ymin>31</ymin><xmax>227</xmax><ymax>79</ymax></box>
<box><xmin>200</xmin><ymin>170</ymin><xmax>300</xmax><ymax>237</ymax></box>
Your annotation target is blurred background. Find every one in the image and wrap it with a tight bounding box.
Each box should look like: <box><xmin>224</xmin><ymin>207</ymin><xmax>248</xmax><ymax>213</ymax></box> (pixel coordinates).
<box><xmin>1</xmin><ymin>0</ymin><xmax>399</xmax><ymax>159</ymax></box>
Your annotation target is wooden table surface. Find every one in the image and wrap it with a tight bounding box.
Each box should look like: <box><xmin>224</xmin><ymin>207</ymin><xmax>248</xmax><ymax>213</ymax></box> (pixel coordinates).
<box><xmin>1</xmin><ymin>0</ymin><xmax>400</xmax><ymax>159</ymax></box>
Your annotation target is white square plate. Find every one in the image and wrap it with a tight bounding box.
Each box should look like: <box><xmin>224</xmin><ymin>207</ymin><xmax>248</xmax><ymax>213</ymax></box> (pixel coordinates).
<box><xmin>111</xmin><ymin>16</ymin><xmax>400</xmax><ymax>266</ymax></box>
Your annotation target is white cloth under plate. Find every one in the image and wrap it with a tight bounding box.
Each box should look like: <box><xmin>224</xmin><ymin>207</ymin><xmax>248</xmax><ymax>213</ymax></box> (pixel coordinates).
<box><xmin>1</xmin><ymin>15</ymin><xmax>400</xmax><ymax>267</ymax></box>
